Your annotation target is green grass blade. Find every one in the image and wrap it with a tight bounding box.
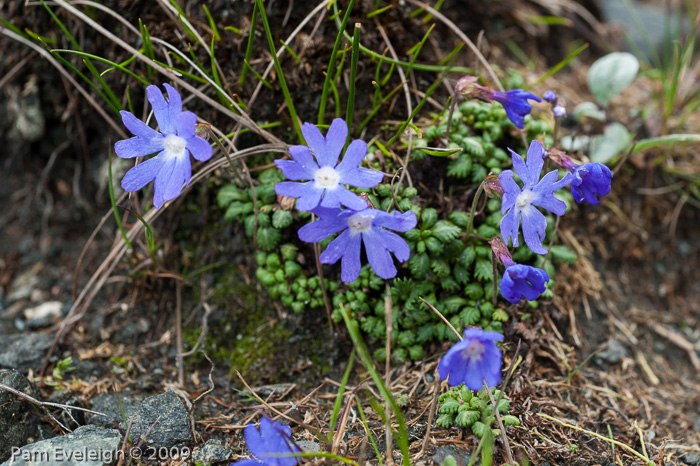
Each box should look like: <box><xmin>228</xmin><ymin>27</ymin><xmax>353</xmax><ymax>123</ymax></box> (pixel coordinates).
<box><xmin>202</xmin><ymin>4</ymin><xmax>221</xmax><ymax>41</ymax></box>
<box><xmin>367</xmin><ymin>5</ymin><xmax>391</xmax><ymax>18</ymax></box>
<box><xmin>329</xmin><ymin>350</ymin><xmax>355</xmax><ymax>439</ymax></box>
<box><xmin>346</xmin><ymin>23</ymin><xmax>361</xmax><ymax>134</ymax></box>
<box><xmin>632</xmin><ymin>134</ymin><xmax>700</xmax><ymax>153</ymax></box>
<box><xmin>239</xmin><ymin>1</ymin><xmax>258</xmax><ymax>87</ymax></box>
<box><xmin>139</xmin><ymin>19</ymin><xmax>155</xmax><ymax>78</ymax></box>
<box><xmin>255</xmin><ymin>0</ymin><xmax>302</xmax><ymax>142</ymax></box>
<box><xmin>340</xmin><ymin>307</ymin><xmax>410</xmax><ymax>466</ymax></box>
<box><xmin>526</xmin><ymin>42</ymin><xmax>589</xmax><ymax>89</ymax></box>
<box><xmin>51</xmin><ymin>49</ymin><xmax>149</xmax><ymax>85</ymax></box>
<box><xmin>280</xmin><ymin>39</ymin><xmax>301</xmax><ymax>64</ymax></box>
<box><xmin>355</xmin><ymin>396</ymin><xmax>384</xmax><ymax>466</ymax></box>
<box><xmin>108</xmin><ymin>151</ymin><xmax>132</xmax><ymax>251</ymax></box>
<box><xmin>319</xmin><ymin>0</ymin><xmax>358</xmax><ymax>125</ymax></box>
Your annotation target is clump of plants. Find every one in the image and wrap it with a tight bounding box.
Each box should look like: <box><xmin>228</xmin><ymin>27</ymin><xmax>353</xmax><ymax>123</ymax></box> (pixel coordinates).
<box><xmin>436</xmin><ymin>384</ymin><xmax>520</xmax><ymax>436</ymax></box>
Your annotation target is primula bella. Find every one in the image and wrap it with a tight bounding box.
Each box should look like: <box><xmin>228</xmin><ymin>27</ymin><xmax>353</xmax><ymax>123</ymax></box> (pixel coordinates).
<box><xmin>232</xmin><ymin>417</ymin><xmax>300</xmax><ymax>466</ymax></box>
<box><xmin>115</xmin><ymin>83</ymin><xmax>213</xmax><ymax>209</ymax></box>
<box><xmin>499</xmin><ymin>140</ymin><xmax>573</xmax><ymax>254</ymax></box>
<box><xmin>542</xmin><ymin>90</ymin><xmax>558</xmax><ymax>103</ymax></box>
<box><xmin>438</xmin><ymin>328</ymin><xmax>503</xmax><ymax>391</ymax></box>
<box><xmin>275</xmin><ymin>118</ymin><xmax>383</xmax><ymax>211</ymax></box>
<box><xmin>500</xmin><ymin>264</ymin><xmax>550</xmax><ymax>303</ymax></box>
<box><xmin>298</xmin><ymin>207</ymin><xmax>417</xmax><ymax>283</ymax></box>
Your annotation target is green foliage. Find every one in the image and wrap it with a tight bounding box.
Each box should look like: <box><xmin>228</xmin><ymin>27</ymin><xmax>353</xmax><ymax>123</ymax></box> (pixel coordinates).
<box><xmin>436</xmin><ymin>384</ymin><xmax>519</xmax><ymax>436</ymax></box>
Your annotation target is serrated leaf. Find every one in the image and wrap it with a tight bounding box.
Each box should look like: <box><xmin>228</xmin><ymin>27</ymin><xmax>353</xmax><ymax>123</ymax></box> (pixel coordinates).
<box><xmin>449</xmin><ymin>211</ymin><xmax>470</xmax><ymax>227</ymax></box>
<box><xmin>460</xmin><ymin>307</ymin><xmax>481</xmax><ymax>326</ymax></box>
<box><xmin>271</xmin><ymin>209</ymin><xmax>293</xmax><ymax>229</ymax></box>
<box><xmin>431</xmin><ymin>259</ymin><xmax>451</xmax><ymax>278</ymax></box>
<box><xmin>447</xmin><ymin>154</ymin><xmax>472</xmax><ymax>178</ymax></box>
<box><xmin>492</xmin><ymin>308</ymin><xmax>509</xmax><ymax>322</ymax></box>
<box><xmin>408</xmin><ymin>345</ymin><xmax>424</xmax><ymax>361</ymax></box>
<box><xmin>497</xmin><ymin>398</ymin><xmax>510</xmax><ymax>414</ymax></box>
<box><xmin>474</xmin><ymin>259</ymin><xmax>493</xmax><ymax>281</ymax></box>
<box><xmin>436</xmin><ymin>413</ymin><xmax>455</xmax><ymax>429</ymax></box>
<box><xmin>502</xmin><ymin>415</ymin><xmax>520</xmax><ymax>426</ymax></box>
<box><xmin>217</xmin><ymin>184</ymin><xmax>244</xmax><ymax>207</ymax></box>
<box><xmin>422</xmin><ymin>208</ymin><xmax>438</xmax><ymax>228</ymax></box>
<box><xmin>460</xmin><ymin>386</ymin><xmax>472</xmax><ymax>402</ymax></box>
<box><xmin>550</xmin><ymin>245</ymin><xmax>577</xmax><ymax>263</ymax></box>
<box><xmin>453</xmin><ymin>265</ymin><xmax>469</xmax><ymax>285</ymax></box>
<box><xmin>443</xmin><ymin>296</ymin><xmax>468</xmax><ymax>313</ymax></box>
<box><xmin>455</xmin><ymin>410</ymin><xmax>480</xmax><ymax>427</ymax></box>
<box><xmin>432</xmin><ymin>221</ymin><xmax>461</xmax><ymax>242</ymax></box>
<box><xmin>464</xmin><ymin>283</ymin><xmax>484</xmax><ymax>300</ymax></box>
<box><xmin>416</xmin><ymin>324</ymin><xmax>434</xmax><ymax>342</ymax></box>
<box><xmin>257</xmin><ymin>227</ymin><xmax>281</xmax><ymax>251</ymax></box>
<box><xmin>472</xmin><ymin>421</ymin><xmax>486</xmax><ymax>437</ymax></box>
<box><xmin>408</xmin><ymin>253</ymin><xmax>430</xmax><ymax>278</ymax></box>
<box><xmin>477</xmin><ymin>224</ymin><xmax>498</xmax><ymax>239</ymax></box>
<box><xmin>587</xmin><ymin>52</ymin><xmax>639</xmax><ymax>106</ymax></box>
<box><xmin>458</xmin><ymin>247</ymin><xmax>476</xmax><ymax>268</ymax></box>
<box><xmin>439</xmin><ymin>400</ymin><xmax>462</xmax><ymax>414</ymax></box>
<box><xmin>461</xmin><ymin>137</ymin><xmax>485</xmax><ymax>157</ymax></box>
<box><xmin>425</xmin><ymin>236</ymin><xmax>444</xmax><ymax>255</ymax></box>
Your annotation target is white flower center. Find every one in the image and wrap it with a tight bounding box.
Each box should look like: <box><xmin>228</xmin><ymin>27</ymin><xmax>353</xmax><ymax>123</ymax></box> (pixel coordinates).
<box><xmin>348</xmin><ymin>213</ymin><xmax>373</xmax><ymax>235</ymax></box>
<box><xmin>462</xmin><ymin>339</ymin><xmax>485</xmax><ymax>361</ymax></box>
<box><xmin>314</xmin><ymin>166</ymin><xmax>340</xmax><ymax>190</ymax></box>
<box><xmin>163</xmin><ymin>134</ymin><xmax>186</xmax><ymax>157</ymax></box>
<box><xmin>515</xmin><ymin>189</ymin><xmax>535</xmax><ymax>209</ymax></box>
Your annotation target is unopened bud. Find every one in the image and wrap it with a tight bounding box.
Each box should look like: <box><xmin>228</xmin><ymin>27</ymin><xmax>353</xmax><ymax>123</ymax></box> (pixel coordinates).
<box><xmin>454</xmin><ymin>75</ymin><xmax>478</xmax><ymax>96</ymax></box>
<box><xmin>277</xmin><ymin>194</ymin><xmax>296</xmax><ymax>211</ymax></box>
<box><xmin>483</xmin><ymin>174</ymin><xmax>504</xmax><ymax>198</ymax></box>
<box><xmin>553</xmin><ymin>104</ymin><xmax>566</xmax><ymax>118</ymax></box>
<box><xmin>195</xmin><ymin>122</ymin><xmax>211</xmax><ymax>139</ymax></box>
<box><xmin>489</xmin><ymin>237</ymin><xmax>515</xmax><ymax>268</ymax></box>
<box><xmin>543</xmin><ymin>90</ymin><xmax>558</xmax><ymax>103</ymax></box>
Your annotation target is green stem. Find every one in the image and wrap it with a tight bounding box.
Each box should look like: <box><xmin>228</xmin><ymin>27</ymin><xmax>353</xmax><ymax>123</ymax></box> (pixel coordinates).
<box><xmin>346</xmin><ymin>23</ymin><xmax>361</xmax><ymax>134</ymax></box>
<box><xmin>465</xmin><ymin>182</ymin><xmax>485</xmax><ymax>239</ymax></box>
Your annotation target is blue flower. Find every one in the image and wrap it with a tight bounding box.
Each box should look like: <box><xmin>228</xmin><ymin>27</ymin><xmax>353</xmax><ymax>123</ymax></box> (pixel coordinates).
<box><xmin>542</xmin><ymin>90</ymin><xmax>558</xmax><ymax>103</ymax></box>
<box><xmin>115</xmin><ymin>84</ymin><xmax>212</xmax><ymax>209</ymax></box>
<box><xmin>275</xmin><ymin>119</ymin><xmax>383</xmax><ymax>211</ymax></box>
<box><xmin>500</xmin><ymin>264</ymin><xmax>549</xmax><ymax>303</ymax></box>
<box><xmin>232</xmin><ymin>417</ymin><xmax>300</xmax><ymax>466</ymax></box>
<box><xmin>570</xmin><ymin>163</ymin><xmax>613</xmax><ymax>205</ymax></box>
<box><xmin>489</xmin><ymin>89</ymin><xmax>541</xmax><ymax>129</ymax></box>
<box><xmin>298</xmin><ymin>207</ymin><xmax>417</xmax><ymax>283</ymax></box>
<box><xmin>438</xmin><ymin>328</ymin><xmax>503</xmax><ymax>391</ymax></box>
<box><xmin>499</xmin><ymin>140</ymin><xmax>573</xmax><ymax>254</ymax></box>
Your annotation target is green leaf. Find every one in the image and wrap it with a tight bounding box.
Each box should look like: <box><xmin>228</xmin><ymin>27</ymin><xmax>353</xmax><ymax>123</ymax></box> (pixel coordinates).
<box><xmin>587</xmin><ymin>52</ymin><xmax>639</xmax><ymax>106</ymax></box>
<box><xmin>461</xmin><ymin>137</ymin><xmax>485</xmax><ymax>157</ymax></box>
<box><xmin>432</xmin><ymin>221</ymin><xmax>461</xmax><ymax>242</ymax></box>
<box><xmin>455</xmin><ymin>410</ymin><xmax>480</xmax><ymax>428</ymax></box>
<box><xmin>284</xmin><ymin>261</ymin><xmax>302</xmax><ymax>278</ymax></box>
<box><xmin>442</xmin><ymin>296</ymin><xmax>468</xmax><ymax>313</ymax></box>
<box><xmin>448</xmin><ymin>211</ymin><xmax>470</xmax><ymax>228</ymax></box>
<box><xmin>421</xmin><ymin>208</ymin><xmax>438</xmax><ymax>228</ymax></box>
<box><xmin>502</xmin><ymin>415</ymin><xmax>520</xmax><ymax>426</ymax></box>
<box><xmin>272</xmin><ymin>209</ymin><xmax>293</xmax><ymax>229</ymax></box>
<box><xmin>425</xmin><ymin>236</ymin><xmax>444</xmax><ymax>254</ymax></box>
<box><xmin>458</xmin><ymin>247</ymin><xmax>476</xmax><ymax>268</ymax></box>
<box><xmin>453</xmin><ymin>265</ymin><xmax>469</xmax><ymax>285</ymax></box>
<box><xmin>590</xmin><ymin>122</ymin><xmax>632</xmax><ymax>164</ymax></box>
<box><xmin>550</xmin><ymin>245</ymin><xmax>577</xmax><ymax>263</ymax></box>
<box><xmin>460</xmin><ymin>307</ymin><xmax>481</xmax><ymax>326</ymax></box>
<box><xmin>447</xmin><ymin>154</ymin><xmax>472</xmax><ymax>178</ymax></box>
<box><xmin>497</xmin><ymin>398</ymin><xmax>510</xmax><ymax>414</ymax></box>
<box><xmin>492</xmin><ymin>308</ymin><xmax>509</xmax><ymax>322</ymax></box>
<box><xmin>460</xmin><ymin>385</ymin><xmax>473</xmax><ymax>402</ymax></box>
<box><xmin>225</xmin><ymin>202</ymin><xmax>253</xmax><ymax>221</ymax></box>
<box><xmin>477</xmin><ymin>224</ymin><xmax>498</xmax><ymax>238</ymax></box>
<box><xmin>471</xmin><ymin>421</ymin><xmax>487</xmax><ymax>437</ymax></box>
<box><xmin>474</xmin><ymin>259</ymin><xmax>493</xmax><ymax>281</ymax></box>
<box><xmin>408</xmin><ymin>253</ymin><xmax>430</xmax><ymax>278</ymax></box>
<box><xmin>464</xmin><ymin>283</ymin><xmax>484</xmax><ymax>300</ymax></box>
<box><xmin>436</xmin><ymin>413</ymin><xmax>455</xmax><ymax>429</ymax></box>
<box><xmin>408</xmin><ymin>345</ymin><xmax>424</xmax><ymax>361</ymax></box>
<box><xmin>431</xmin><ymin>259</ymin><xmax>451</xmax><ymax>278</ymax></box>
<box><xmin>217</xmin><ymin>184</ymin><xmax>244</xmax><ymax>207</ymax></box>
<box><xmin>257</xmin><ymin>227</ymin><xmax>281</xmax><ymax>251</ymax></box>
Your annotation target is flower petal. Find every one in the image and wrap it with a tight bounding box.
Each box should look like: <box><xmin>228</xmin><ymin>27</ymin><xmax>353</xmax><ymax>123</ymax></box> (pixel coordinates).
<box><xmin>298</xmin><ymin>213</ymin><xmax>348</xmax><ymax>243</ymax></box>
<box><xmin>153</xmin><ymin>155</ymin><xmax>191</xmax><ymax>209</ymax></box>
<box><xmin>288</xmin><ymin>145</ymin><xmax>319</xmax><ymax>173</ymax></box>
<box><xmin>230</xmin><ymin>459</ymin><xmax>262</xmax><ymax>466</ymax></box>
<box><xmin>375</xmin><ymin>229</ymin><xmax>411</xmax><ymax>262</ymax></box>
<box><xmin>302</xmin><ymin>118</ymin><xmax>347</xmax><ymax>167</ymax></box>
<box><xmin>498</xmin><ymin>170</ymin><xmax>519</xmax><ymax>214</ymax></box>
<box><xmin>295</xmin><ymin>187</ymin><xmax>324</xmax><ymax>212</ymax></box>
<box><xmin>120</xmin><ymin>111</ymin><xmax>160</xmax><ymax>139</ymax></box>
<box><xmin>175</xmin><ymin>110</ymin><xmax>196</xmax><ymax>139</ymax></box>
<box><xmin>275</xmin><ymin>159</ymin><xmax>315</xmax><ymax>181</ymax></box>
<box><xmin>121</xmin><ymin>155</ymin><xmax>163</xmax><ymax>192</ymax></box>
<box><xmin>163</xmin><ymin>83</ymin><xmax>183</xmax><ymax>129</ymax></box>
<box><xmin>519</xmin><ymin>206</ymin><xmax>548</xmax><ymax>254</ymax></box>
<box><xmin>115</xmin><ymin>136</ymin><xmax>164</xmax><ymax>159</ymax></box>
<box><xmin>499</xmin><ymin>208</ymin><xmax>521</xmax><ymax>248</ymax></box>
<box><xmin>275</xmin><ymin>181</ymin><xmax>311</xmax><ymax>199</ymax></box>
<box><xmin>523</xmin><ymin>140</ymin><xmax>545</xmax><ymax>187</ymax></box>
<box><xmin>372</xmin><ymin>210</ymin><xmax>417</xmax><ymax>232</ymax></box>
<box><xmin>339</xmin><ymin>167</ymin><xmax>384</xmax><ymax>188</ymax></box>
<box><xmin>244</xmin><ymin>423</ymin><xmax>264</xmax><ymax>457</ymax></box>
<box><xmin>147</xmin><ymin>84</ymin><xmax>177</xmax><ymax>134</ymax></box>
<box><xmin>335</xmin><ymin>139</ymin><xmax>368</xmax><ymax>173</ymax></box>
<box><xmin>320</xmin><ymin>186</ymin><xmax>367</xmax><ymax>210</ymax></box>
<box><xmin>186</xmin><ymin>135</ymin><xmax>213</xmax><ymax>162</ymax></box>
<box><xmin>363</xmin><ymin>230</ymin><xmax>398</xmax><ymax>279</ymax></box>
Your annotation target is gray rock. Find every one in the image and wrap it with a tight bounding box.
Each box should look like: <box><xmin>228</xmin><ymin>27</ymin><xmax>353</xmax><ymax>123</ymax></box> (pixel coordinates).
<box><xmin>296</xmin><ymin>440</ymin><xmax>320</xmax><ymax>453</ymax></box>
<box><xmin>0</xmin><ymin>333</ymin><xmax>54</xmax><ymax>373</ymax></box>
<box><xmin>126</xmin><ymin>391</ymin><xmax>192</xmax><ymax>449</ymax></box>
<box><xmin>0</xmin><ymin>370</ymin><xmax>43</xmax><ymax>462</ymax></box>
<box><xmin>683</xmin><ymin>453</ymin><xmax>700</xmax><ymax>466</ymax></box>
<box><xmin>86</xmin><ymin>393</ymin><xmax>142</xmax><ymax>429</ymax></box>
<box><xmin>595</xmin><ymin>338</ymin><xmax>628</xmax><ymax>365</ymax></box>
<box><xmin>6</xmin><ymin>269</ymin><xmax>40</xmax><ymax>303</ymax></box>
<box><xmin>0</xmin><ymin>425</ymin><xmax>121</xmax><ymax>466</ymax></box>
<box><xmin>191</xmin><ymin>440</ymin><xmax>233</xmax><ymax>465</ymax></box>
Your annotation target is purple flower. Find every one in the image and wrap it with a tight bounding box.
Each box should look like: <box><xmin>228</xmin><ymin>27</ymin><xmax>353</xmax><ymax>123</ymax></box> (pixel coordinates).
<box><xmin>115</xmin><ymin>84</ymin><xmax>212</xmax><ymax>209</ymax></box>
<box><xmin>499</xmin><ymin>140</ymin><xmax>573</xmax><ymax>254</ymax></box>
<box><xmin>569</xmin><ymin>163</ymin><xmax>613</xmax><ymax>205</ymax></box>
<box><xmin>438</xmin><ymin>328</ymin><xmax>503</xmax><ymax>391</ymax></box>
<box><xmin>275</xmin><ymin>119</ymin><xmax>383</xmax><ymax>211</ymax></box>
<box><xmin>489</xmin><ymin>89</ymin><xmax>541</xmax><ymax>129</ymax></box>
<box><xmin>298</xmin><ymin>207</ymin><xmax>417</xmax><ymax>283</ymax></box>
<box><xmin>500</xmin><ymin>264</ymin><xmax>549</xmax><ymax>303</ymax></box>
<box><xmin>552</xmin><ymin>104</ymin><xmax>566</xmax><ymax>118</ymax></box>
<box><xmin>232</xmin><ymin>417</ymin><xmax>300</xmax><ymax>466</ymax></box>
<box><xmin>542</xmin><ymin>90</ymin><xmax>558</xmax><ymax>103</ymax></box>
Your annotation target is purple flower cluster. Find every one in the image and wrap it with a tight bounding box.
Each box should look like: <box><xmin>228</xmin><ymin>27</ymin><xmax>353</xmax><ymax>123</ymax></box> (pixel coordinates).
<box><xmin>115</xmin><ymin>84</ymin><xmax>212</xmax><ymax>209</ymax></box>
<box><xmin>548</xmin><ymin>148</ymin><xmax>613</xmax><ymax>205</ymax></box>
<box><xmin>438</xmin><ymin>328</ymin><xmax>503</xmax><ymax>391</ymax></box>
<box><xmin>276</xmin><ymin>119</ymin><xmax>416</xmax><ymax>283</ymax></box>
<box><xmin>490</xmin><ymin>236</ymin><xmax>549</xmax><ymax>303</ymax></box>
<box><xmin>233</xmin><ymin>417</ymin><xmax>300</xmax><ymax>466</ymax></box>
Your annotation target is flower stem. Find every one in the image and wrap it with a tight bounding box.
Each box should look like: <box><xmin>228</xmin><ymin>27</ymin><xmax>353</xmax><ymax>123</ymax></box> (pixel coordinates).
<box><xmin>465</xmin><ymin>181</ymin><xmax>485</xmax><ymax>239</ymax></box>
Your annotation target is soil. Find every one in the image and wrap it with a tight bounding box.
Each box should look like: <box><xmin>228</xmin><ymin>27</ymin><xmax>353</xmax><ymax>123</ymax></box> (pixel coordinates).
<box><xmin>1</xmin><ymin>0</ymin><xmax>698</xmax><ymax>465</ymax></box>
